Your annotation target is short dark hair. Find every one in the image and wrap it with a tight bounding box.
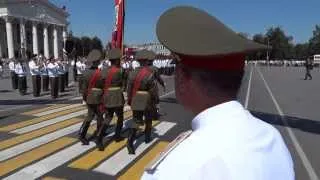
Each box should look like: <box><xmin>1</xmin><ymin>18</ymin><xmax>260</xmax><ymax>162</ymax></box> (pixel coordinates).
<box><xmin>180</xmin><ymin>64</ymin><xmax>244</xmax><ymax>98</ymax></box>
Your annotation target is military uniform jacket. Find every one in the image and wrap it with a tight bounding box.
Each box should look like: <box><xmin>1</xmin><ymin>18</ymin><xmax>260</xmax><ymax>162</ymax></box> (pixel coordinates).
<box><xmin>82</xmin><ymin>67</ymin><xmax>104</xmax><ymax>105</ymax></box>
<box><xmin>141</xmin><ymin>101</ymin><xmax>294</xmax><ymax>180</ymax></box>
<box><xmin>127</xmin><ymin>66</ymin><xmax>155</xmax><ymax>111</ymax></box>
<box><xmin>101</xmin><ymin>66</ymin><xmax>125</xmax><ymax>108</ymax></box>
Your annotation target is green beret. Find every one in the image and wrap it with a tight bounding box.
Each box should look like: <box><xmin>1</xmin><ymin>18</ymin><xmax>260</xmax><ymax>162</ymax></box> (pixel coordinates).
<box><xmin>107</xmin><ymin>48</ymin><xmax>122</xmax><ymax>60</ymax></box>
<box><xmin>136</xmin><ymin>49</ymin><xmax>156</xmax><ymax>61</ymax></box>
<box><xmin>87</xmin><ymin>49</ymin><xmax>102</xmax><ymax>62</ymax></box>
<box><xmin>156</xmin><ymin>6</ymin><xmax>267</xmax><ymax>57</ymax></box>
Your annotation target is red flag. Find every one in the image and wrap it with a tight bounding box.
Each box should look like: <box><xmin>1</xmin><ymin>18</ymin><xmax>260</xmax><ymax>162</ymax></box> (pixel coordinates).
<box><xmin>112</xmin><ymin>0</ymin><xmax>125</xmax><ymax>52</ymax></box>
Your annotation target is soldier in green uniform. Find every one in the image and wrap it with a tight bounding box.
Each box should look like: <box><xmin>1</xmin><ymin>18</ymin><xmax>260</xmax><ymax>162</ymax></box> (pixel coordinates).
<box><xmin>79</xmin><ymin>49</ymin><xmax>105</xmax><ymax>150</ymax></box>
<box><xmin>146</xmin><ymin>53</ymin><xmax>166</xmax><ymax>119</ymax></box>
<box><xmin>98</xmin><ymin>48</ymin><xmax>126</xmax><ymax>145</ymax></box>
<box><xmin>126</xmin><ymin>49</ymin><xmax>159</xmax><ymax>154</ymax></box>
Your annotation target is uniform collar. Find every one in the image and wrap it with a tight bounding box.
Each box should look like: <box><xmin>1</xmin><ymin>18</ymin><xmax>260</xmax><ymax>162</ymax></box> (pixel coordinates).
<box><xmin>191</xmin><ymin>100</ymin><xmax>244</xmax><ymax>131</ymax></box>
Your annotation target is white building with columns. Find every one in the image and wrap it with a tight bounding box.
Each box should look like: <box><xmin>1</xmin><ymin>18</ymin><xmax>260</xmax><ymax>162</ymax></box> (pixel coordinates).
<box><xmin>0</xmin><ymin>0</ymin><xmax>69</xmax><ymax>59</ymax></box>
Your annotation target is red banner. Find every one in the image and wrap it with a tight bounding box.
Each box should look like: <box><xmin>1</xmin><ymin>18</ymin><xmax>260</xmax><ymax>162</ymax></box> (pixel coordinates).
<box><xmin>112</xmin><ymin>0</ymin><xmax>125</xmax><ymax>52</ymax></box>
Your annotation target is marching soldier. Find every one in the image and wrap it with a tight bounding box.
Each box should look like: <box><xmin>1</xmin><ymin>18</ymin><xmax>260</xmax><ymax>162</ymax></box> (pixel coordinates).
<box><xmin>9</xmin><ymin>58</ymin><xmax>18</xmax><ymax>90</ymax></box>
<box><xmin>79</xmin><ymin>49</ymin><xmax>104</xmax><ymax>150</ymax></box>
<box><xmin>146</xmin><ymin>52</ymin><xmax>166</xmax><ymax>119</ymax></box>
<box><xmin>47</xmin><ymin>57</ymin><xmax>59</xmax><ymax>99</ymax></box>
<box><xmin>15</xmin><ymin>58</ymin><xmax>27</xmax><ymax>95</ymax></box>
<box><xmin>57</xmin><ymin>59</ymin><xmax>65</xmax><ymax>92</ymax></box>
<box><xmin>126</xmin><ymin>49</ymin><xmax>159</xmax><ymax>154</ymax></box>
<box><xmin>29</xmin><ymin>55</ymin><xmax>41</xmax><ymax>97</ymax></box>
<box><xmin>98</xmin><ymin>48</ymin><xmax>126</xmax><ymax>145</ymax></box>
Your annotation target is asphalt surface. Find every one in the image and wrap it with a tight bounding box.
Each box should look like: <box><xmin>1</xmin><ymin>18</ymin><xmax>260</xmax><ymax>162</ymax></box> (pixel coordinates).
<box><xmin>0</xmin><ymin>65</ymin><xmax>319</xmax><ymax>179</ymax></box>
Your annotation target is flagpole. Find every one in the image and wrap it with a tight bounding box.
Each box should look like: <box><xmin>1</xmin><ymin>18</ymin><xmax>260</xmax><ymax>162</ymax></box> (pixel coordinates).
<box><xmin>121</xmin><ymin>0</ymin><xmax>125</xmax><ymax>57</ymax></box>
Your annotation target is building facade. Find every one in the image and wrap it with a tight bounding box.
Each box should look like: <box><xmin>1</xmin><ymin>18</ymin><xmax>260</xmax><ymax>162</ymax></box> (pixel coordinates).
<box><xmin>0</xmin><ymin>0</ymin><xmax>69</xmax><ymax>59</ymax></box>
<box><xmin>129</xmin><ymin>42</ymin><xmax>171</xmax><ymax>56</ymax></box>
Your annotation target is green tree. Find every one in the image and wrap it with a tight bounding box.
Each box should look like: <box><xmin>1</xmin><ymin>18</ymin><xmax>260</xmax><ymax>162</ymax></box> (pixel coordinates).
<box><xmin>251</xmin><ymin>33</ymin><xmax>267</xmax><ymax>60</ymax></box>
<box><xmin>80</xmin><ymin>36</ymin><xmax>92</xmax><ymax>57</ymax></box>
<box><xmin>294</xmin><ymin>43</ymin><xmax>309</xmax><ymax>59</ymax></box>
<box><xmin>265</xmin><ymin>26</ymin><xmax>294</xmax><ymax>59</ymax></box>
<box><xmin>309</xmin><ymin>25</ymin><xmax>320</xmax><ymax>55</ymax></box>
<box><xmin>91</xmin><ymin>36</ymin><xmax>103</xmax><ymax>51</ymax></box>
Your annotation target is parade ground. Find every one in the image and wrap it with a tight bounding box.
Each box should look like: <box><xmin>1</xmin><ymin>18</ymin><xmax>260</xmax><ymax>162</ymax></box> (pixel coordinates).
<box><xmin>0</xmin><ymin>65</ymin><xmax>319</xmax><ymax>180</ymax></box>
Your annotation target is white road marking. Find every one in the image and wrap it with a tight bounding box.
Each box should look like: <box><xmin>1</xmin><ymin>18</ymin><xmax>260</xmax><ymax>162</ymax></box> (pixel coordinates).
<box><xmin>257</xmin><ymin>67</ymin><xmax>319</xmax><ymax>180</ymax></box>
<box><xmin>11</xmin><ymin>110</ymin><xmax>87</xmax><ymax>134</ymax></box>
<box><xmin>94</xmin><ymin>121</ymin><xmax>176</xmax><ymax>176</ymax></box>
<box><xmin>3</xmin><ymin>142</ymin><xmax>96</xmax><ymax>180</ymax></box>
<box><xmin>34</xmin><ymin>104</ymin><xmax>84</xmax><ymax>117</ymax></box>
<box><xmin>0</xmin><ymin>122</ymin><xmax>83</xmax><ymax>161</ymax></box>
<box><xmin>3</xmin><ymin>121</ymin><xmax>172</xmax><ymax>180</ymax></box>
<box><xmin>245</xmin><ymin>66</ymin><xmax>254</xmax><ymax>109</ymax></box>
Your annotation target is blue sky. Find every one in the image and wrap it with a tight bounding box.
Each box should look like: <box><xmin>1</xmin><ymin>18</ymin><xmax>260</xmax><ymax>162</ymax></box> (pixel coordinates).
<box><xmin>51</xmin><ymin>0</ymin><xmax>319</xmax><ymax>45</ymax></box>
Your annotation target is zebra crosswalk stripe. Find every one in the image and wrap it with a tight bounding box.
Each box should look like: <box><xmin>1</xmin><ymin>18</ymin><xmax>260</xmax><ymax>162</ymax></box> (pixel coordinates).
<box><xmin>11</xmin><ymin>110</ymin><xmax>87</xmax><ymax>134</ymax></box>
<box><xmin>93</xmin><ymin>121</ymin><xmax>176</xmax><ymax>176</ymax></box>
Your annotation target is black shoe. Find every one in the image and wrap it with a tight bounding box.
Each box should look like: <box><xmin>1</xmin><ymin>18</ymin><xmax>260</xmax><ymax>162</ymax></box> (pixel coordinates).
<box><xmin>127</xmin><ymin>143</ymin><xmax>135</xmax><ymax>154</ymax></box>
<box><xmin>96</xmin><ymin>142</ymin><xmax>104</xmax><ymax>151</ymax></box>
<box><xmin>145</xmin><ymin>136</ymin><xmax>152</xmax><ymax>144</ymax></box>
<box><xmin>79</xmin><ymin>137</ymin><xmax>89</xmax><ymax>145</ymax></box>
<box><xmin>114</xmin><ymin>135</ymin><xmax>125</xmax><ymax>142</ymax></box>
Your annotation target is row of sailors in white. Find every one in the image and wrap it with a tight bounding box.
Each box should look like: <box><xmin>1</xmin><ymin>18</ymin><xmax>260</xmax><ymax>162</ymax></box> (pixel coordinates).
<box><xmin>153</xmin><ymin>59</ymin><xmax>175</xmax><ymax>68</ymax></box>
<box><xmin>9</xmin><ymin>57</ymin><xmax>70</xmax><ymax>77</ymax></box>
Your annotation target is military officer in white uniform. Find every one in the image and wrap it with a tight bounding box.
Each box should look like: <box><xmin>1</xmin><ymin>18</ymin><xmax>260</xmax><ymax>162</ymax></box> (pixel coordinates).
<box><xmin>131</xmin><ymin>59</ymin><xmax>140</xmax><ymax>69</ymax></box>
<box><xmin>9</xmin><ymin>58</ymin><xmax>18</xmax><ymax>90</ymax></box>
<box><xmin>47</xmin><ymin>57</ymin><xmax>59</xmax><ymax>99</ymax></box>
<box><xmin>76</xmin><ymin>58</ymin><xmax>87</xmax><ymax>94</ymax></box>
<box><xmin>57</xmin><ymin>59</ymin><xmax>65</xmax><ymax>92</ymax></box>
<box><xmin>15</xmin><ymin>58</ymin><xmax>27</xmax><ymax>95</ymax></box>
<box><xmin>40</xmin><ymin>56</ymin><xmax>49</xmax><ymax>92</ymax></box>
<box><xmin>29</xmin><ymin>55</ymin><xmax>41</xmax><ymax>97</ymax></box>
<box><xmin>141</xmin><ymin>6</ymin><xmax>294</xmax><ymax>180</ymax></box>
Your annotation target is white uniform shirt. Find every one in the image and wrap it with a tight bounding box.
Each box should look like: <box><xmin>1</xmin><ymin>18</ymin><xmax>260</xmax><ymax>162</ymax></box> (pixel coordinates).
<box><xmin>141</xmin><ymin>101</ymin><xmax>294</xmax><ymax>180</ymax></box>
<box><xmin>14</xmin><ymin>62</ymin><xmax>27</xmax><ymax>77</ymax></box>
<box><xmin>132</xmin><ymin>60</ymin><xmax>140</xmax><ymax>69</ymax></box>
<box><xmin>76</xmin><ymin>61</ymin><xmax>86</xmax><ymax>75</ymax></box>
<box><xmin>9</xmin><ymin>61</ymin><xmax>15</xmax><ymax>71</ymax></box>
<box><xmin>71</xmin><ymin>60</ymin><xmax>75</xmax><ymax>67</ymax></box>
<box><xmin>40</xmin><ymin>62</ymin><xmax>48</xmax><ymax>76</ymax></box>
<box><xmin>57</xmin><ymin>62</ymin><xmax>65</xmax><ymax>75</ymax></box>
<box><xmin>29</xmin><ymin>60</ymin><xmax>40</xmax><ymax>76</ymax></box>
<box><xmin>47</xmin><ymin>62</ymin><xmax>58</xmax><ymax>77</ymax></box>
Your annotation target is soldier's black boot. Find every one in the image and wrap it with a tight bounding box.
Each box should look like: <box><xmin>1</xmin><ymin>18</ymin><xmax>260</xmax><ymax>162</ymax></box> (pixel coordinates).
<box><xmin>79</xmin><ymin>123</ymin><xmax>90</xmax><ymax>145</ymax></box>
<box><xmin>96</xmin><ymin>139</ymin><xmax>104</xmax><ymax>151</ymax></box>
<box><xmin>127</xmin><ymin>129</ymin><xmax>136</xmax><ymax>154</ymax></box>
<box><xmin>96</xmin><ymin>123</ymin><xmax>109</xmax><ymax>151</ymax></box>
<box><xmin>145</xmin><ymin>120</ymin><xmax>152</xmax><ymax>144</ymax></box>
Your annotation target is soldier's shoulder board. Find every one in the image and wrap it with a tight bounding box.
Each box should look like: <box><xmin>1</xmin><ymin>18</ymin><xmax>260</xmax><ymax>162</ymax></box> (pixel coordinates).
<box><xmin>144</xmin><ymin>130</ymin><xmax>193</xmax><ymax>174</ymax></box>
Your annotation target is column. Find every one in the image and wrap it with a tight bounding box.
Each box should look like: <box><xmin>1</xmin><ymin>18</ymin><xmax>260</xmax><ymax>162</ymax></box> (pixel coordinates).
<box><xmin>53</xmin><ymin>26</ymin><xmax>58</xmax><ymax>59</ymax></box>
<box><xmin>20</xmin><ymin>19</ymin><xmax>27</xmax><ymax>58</ymax></box>
<box><xmin>43</xmin><ymin>24</ymin><xmax>49</xmax><ymax>58</ymax></box>
<box><xmin>32</xmin><ymin>21</ymin><xmax>39</xmax><ymax>55</ymax></box>
<box><xmin>5</xmin><ymin>16</ymin><xmax>14</xmax><ymax>59</ymax></box>
<box><xmin>62</xmin><ymin>26</ymin><xmax>67</xmax><ymax>50</ymax></box>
